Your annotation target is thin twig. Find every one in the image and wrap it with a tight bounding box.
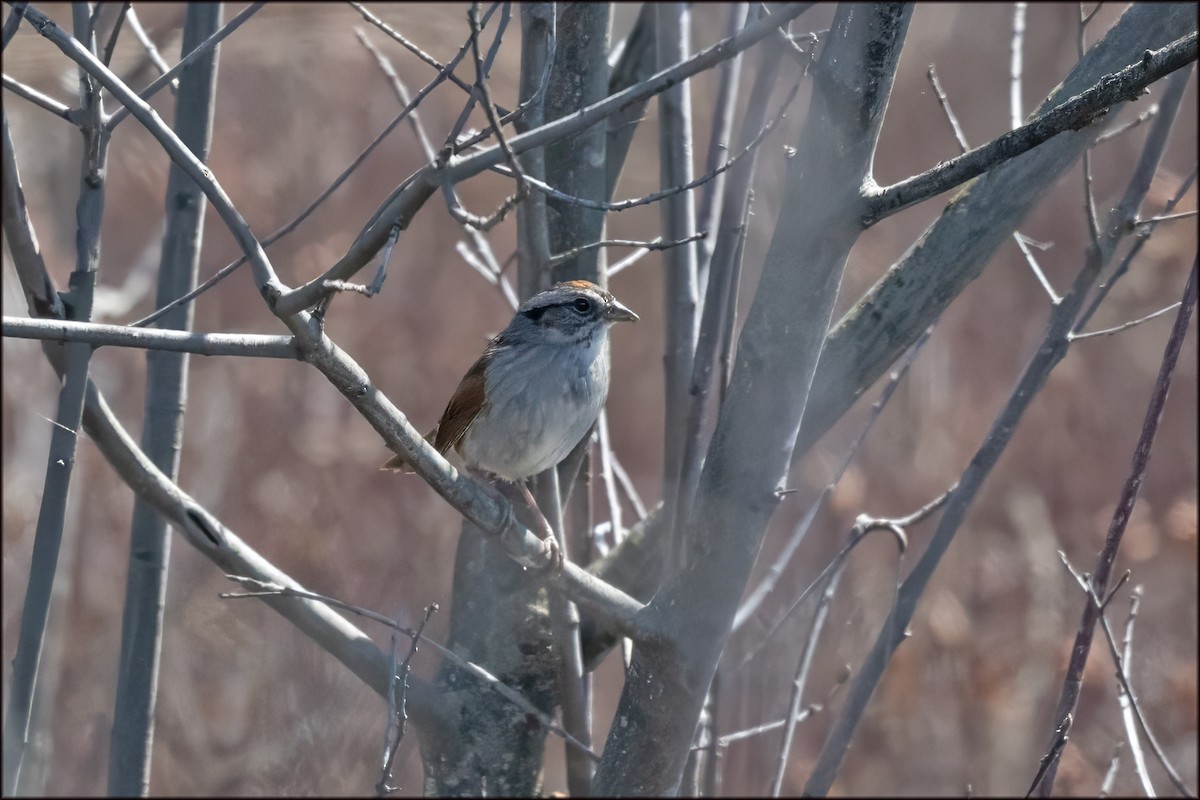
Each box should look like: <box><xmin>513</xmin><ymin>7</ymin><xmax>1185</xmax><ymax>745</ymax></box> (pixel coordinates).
<box><xmin>99</xmin><ymin>2</ymin><xmax>131</xmax><ymax>67</ymax></box>
<box><xmin>1026</xmin><ymin>713</ymin><xmax>1073</xmax><ymax>798</ymax></box>
<box><xmin>1095</xmin><ymin>105</ymin><xmax>1158</xmax><ymax>144</ymax></box>
<box><xmin>1010</xmin><ymin>2</ymin><xmax>1026</xmax><ymax>129</ymax></box>
<box><xmin>931</xmin><ymin>63</ymin><xmax>1063</xmax><ymax>301</ymax></box>
<box><xmin>927</xmin><ymin>64</ymin><xmax>968</xmax><ymax>150</ymax></box>
<box><xmin>930</xmin><ymin>63</ymin><xmax>1060</xmax><ymax>302</ymax></box>
<box><xmin>735</xmin><ymin>326</ymin><xmax>936</xmax><ymax>630</ymax></box>
<box><xmin>1</xmin><ymin>74</ymin><xmax>75</xmax><ymax>121</ymax></box>
<box><xmin>109</xmin><ymin>2</ymin><xmax>265</xmax><ymax>128</ymax></box>
<box><xmin>1041</xmin><ymin>260</ymin><xmax>1198</xmax><ymax>797</ymax></box>
<box><xmin>1074</xmin><ymin>161</ymin><xmax>1197</xmax><ymax>335</ymax></box>
<box><xmin>695</xmin><ymin>2</ymin><xmax>750</xmax><ymax>281</ymax></box>
<box><xmin>609</xmin><ymin>449</ymin><xmax>648</xmax><ymax>521</ymax></box>
<box><xmin>2</xmin><ymin>2</ymin><xmax>28</xmax><ymax>49</ymax></box>
<box><xmin>221</xmin><ymin>577</ymin><xmax>601</xmax><ymax>763</ymax></box>
<box><xmin>349</xmin><ymin>2</ymin><xmax>506</xmax><ymax>112</ymax></box>
<box><xmin>444</xmin><ymin>2</ymin><xmax>814</xmax><ymax>185</ymax></box>
<box><xmin>1057</xmin><ymin>555</ymin><xmax>1193</xmax><ymax>798</ymax></box>
<box><xmin>864</xmin><ymin>32</ymin><xmax>1199</xmax><ymax>225</ymax></box>
<box><xmin>1135</xmin><ymin>209</ymin><xmax>1197</xmax><ymax>225</ymax></box>
<box><xmin>128</xmin><ymin>8</ymin><xmax>495</xmax><ymax>329</ymax></box>
<box><xmin>609</xmin><ymin>245</ymin><xmax>655</xmax><ymax>277</ymax></box>
<box><xmin>1083</xmin><ymin>148</ymin><xmax>1102</xmax><ymax>250</ymax></box>
<box><xmin>494</xmin><ymin>81</ymin><xmax>801</xmax><ymax>213</ymax></box>
<box><xmin>1070</xmin><ymin>302</ymin><xmax>1181</xmax><ymax>340</ymax></box>
<box><xmin>770</xmin><ymin>555</ymin><xmax>842</xmax><ymax>796</ymax></box>
<box><xmin>2</xmin><ymin>316</ymin><xmax>300</xmax><ymax>357</ymax></box>
<box><xmin>377</xmin><ymin>604</ymin><xmax>438</xmax><ymax>797</ymax></box>
<box><xmin>545</xmin><ymin>233</ymin><xmax>708</xmax><ymax>271</ymax></box>
<box><xmin>441</xmin><ymin>3</ymin><xmax>528</xmax><ymax>231</ymax></box>
<box><xmin>718</xmin><ymin>718</ymin><xmax>789</xmax><ymax>746</ymax></box>
<box><xmin>123</xmin><ymin>6</ymin><xmax>176</xmax><ymax>93</ymax></box>
<box><xmin>1099</xmin><ymin>742</ymin><xmax>1124</xmax><ymax>798</ymax></box>
<box><xmin>455</xmin><ymin>240</ymin><xmax>519</xmax><ymax>310</ymax></box>
<box><xmin>595</xmin><ymin>411</ymin><xmax>624</xmax><ymax>555</ymax></box>
<box><xmin>442</xmin><ymin>1</ymin><xmax>510</xmax><ymax>151</ymax></box>
<box><xmin>1117</xmin><ymin>588</ymin><xmax>1154</xmax><ymax>797</ymax></box>
<box><xmin>736</xmin><ymin>494</ymin><xmax>929</xmax><ymax>670</ymax></box>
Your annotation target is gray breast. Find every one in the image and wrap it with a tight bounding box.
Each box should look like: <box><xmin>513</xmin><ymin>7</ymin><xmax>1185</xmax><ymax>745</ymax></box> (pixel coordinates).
<box><xmin>460</xmin><ymin>333</ymin><xmax>611</xmax><ymax>480</ymax></box>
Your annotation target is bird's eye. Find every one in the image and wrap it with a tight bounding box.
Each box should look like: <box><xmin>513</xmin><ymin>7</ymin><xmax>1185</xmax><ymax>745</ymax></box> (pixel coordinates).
<box><xmin>573</xmin><ymin>297</ymin><xmax>592</xmax><ymax>314</ymax></box>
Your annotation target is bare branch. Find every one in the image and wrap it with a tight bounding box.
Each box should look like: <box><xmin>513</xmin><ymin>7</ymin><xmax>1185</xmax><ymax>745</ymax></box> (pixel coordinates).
<box><xmin>1013</xmin><ymin>232</ymin><xmax>1060</xmax><ymax>302</ymax></box>
<box><xmin>864</xmin><ymin>31</ymin><xmax>1198</xmax><ymax>225</ymax></box>
<box><xmin>1117</xmin><ymin>588</ymin><xmax>1154</xmax><ymax>797</ymax></box>
<box><xmin>1010</xmin><ymin>2</ymin><xmax>1027</xmax><ymax>129</ymax></box>
<box><xmin>1094</xmin><ymin>104</ymin><xmax>1157</xmax><ymax>143</ymax></box>
<box><xmin>440</xmin><ymin>3</ymin><xmax>529</xmax><ymax>231</ymax></box>
<box><xmin>1039</xmin><ymin>261</ymin><xmax>1197</xmax><ymax>796</ymax></box>
<box><xmin>494</xmin><ymin>80</ymin><xmax>801</xmax><ymax>213</ymax></box>
<box><xmin>1074</xmin><ymin>161</ymin><xmax>1196</xmax><ymax>335</ymax></box>
<box><xmin>220</xmin><ymin>576</ymin><xmax>600</xmax><ymax>764</ymax></box>
<box><xmin>99</xmin><ymin>2</ymin><xmax>131</xmax><ymax>67</ymax></box>
<box><xmin>349</xmin><ymin>2</ymin><xmax>507</xmax><ymax>113</ymax></box>
<box><xmin>608</xmin><ymin>242</ymin><xmax>656</xmax><ymax>276</ymax></box>
<box><xmin>377</xmin><ymin>604</ymin><xmax>437</xmax><ymax>797</ymax></box>
<box><xmin>1026</xmin><ymin>713</ymin><xmax>1073</xmax><ymax>798</ymax></box>
<box><xmin>442</xmin><ymin>2</ymin><xmax>510</xmax><ymax>151</ymax></box>
<box><xmin>2</xmin><ymin>2</ymin><xmax>28</xmax><ymax>49</ymax></box>
<box><xmin>108</xmin><ymin>2</ymin><xmax>264</xmax><ymax>129</ymax></box>
<box><xmin>1</xmin><ymin>110</ymin><xmax>64</xmax><ymax>321</ymax></box>
<box><xmin>123</xmin><ymin>6</ymin><xmax>176</xmax><ymax>92</ymax></box>
<box><xmin>276</xmin><ymin>3</ymin><xmax>811</xmax><ymax>319</ymax></box>
<box><xmin>1099</xmin><ymin>742</ymin><xmax>1124</xmax><ymax>798</ymax></box>
<box><xmin>808</xmin><ymin>57</ymin><xmax>1192</xmax><ymax>794</ymax></box>
<box><xmin>1136</xmin><ymin>209</ymin><xmax>1197</xmax><ymax>225</ymax></box>
<box><xmin>445</xmin><ymin>3</ymin><xmax>813</xmax><ymax>185</ymax></box>
<box><xmin>930</xmin><ymin>64</ymin><xmax>1061</xmax><ymax>302</ymax></box>
<box><xmin>546</xmin><ymin>233</ymin><xmax>707</xmax><ymax>271</ymax></box>
<box><xmin>2</xmin><ymin>316</ymin><xmax>300</xmax><ymax>358</ymax></box>
<box><xmin>927</xmin><ymin>64</ymin><xmax>969</xmax><ymax>150</ymax></box>
<box><xmin>2</xmin><ymin>73</ymin><xmax>75</xmax><ymax>121</ymax></box>
<box><xmin>735</xmin><ymin>325</ymin><xmax>935</xmax><ymax>630</ymax></box>
<box><xmin>1070</xmin><ymin>302</ymin><xmax>1182</xmax><ymax>340</ymax></box>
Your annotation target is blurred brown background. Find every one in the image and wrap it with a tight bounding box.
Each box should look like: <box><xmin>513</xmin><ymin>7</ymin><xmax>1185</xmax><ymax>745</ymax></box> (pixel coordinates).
<box><xmin>2</xmin><ymin>3</ymin><xmax>1196</xmax><ymax>795</ymax></box>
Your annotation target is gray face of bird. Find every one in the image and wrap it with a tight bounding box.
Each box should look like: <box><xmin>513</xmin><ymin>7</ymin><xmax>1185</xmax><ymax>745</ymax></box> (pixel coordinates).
<box><xmin>506</xmin><ymin>281</ymin><xmax>639</xmax><ymax>346</ymax></box>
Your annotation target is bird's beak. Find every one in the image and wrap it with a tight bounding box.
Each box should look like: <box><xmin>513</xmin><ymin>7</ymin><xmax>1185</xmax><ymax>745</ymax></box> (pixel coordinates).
<box><xmin>605</xmin><ymin>299</ymin><xmax>639</xmax><ymax>323</ymax></box>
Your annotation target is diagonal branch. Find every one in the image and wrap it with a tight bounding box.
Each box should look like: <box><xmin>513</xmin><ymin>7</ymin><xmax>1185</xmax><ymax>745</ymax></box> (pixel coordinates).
<box><xmin>107</xmin><ymin>2</ymin><xmax>264</xmax><ymax>129</ymax></box>
<box><xmin>863</xmin><ymin>31</ymin><xmax>1198</xmax><ymax>225</ymax></box>
<box><xmin>444</xmin><ymin>3</ymin><xmax>812</xmax><ymax>185</ymax></box>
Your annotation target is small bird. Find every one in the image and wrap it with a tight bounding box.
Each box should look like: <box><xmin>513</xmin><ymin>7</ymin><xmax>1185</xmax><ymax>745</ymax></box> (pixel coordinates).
<box><xmin>383</xmin><ymin>280</ymin><xmax>638</xmax><ymax>568</ymax></box>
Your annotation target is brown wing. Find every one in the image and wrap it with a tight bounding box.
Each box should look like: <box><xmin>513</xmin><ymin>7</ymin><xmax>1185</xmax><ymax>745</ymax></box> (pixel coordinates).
<box><xmin>381</xmin><ymin>339</ymin><xmax>496</xmax><ymax>472</ymax></box>
<box><xmin>432</xmin><ymin>340</ymin><xmax>495</xmax><ymax>454</ymax></box>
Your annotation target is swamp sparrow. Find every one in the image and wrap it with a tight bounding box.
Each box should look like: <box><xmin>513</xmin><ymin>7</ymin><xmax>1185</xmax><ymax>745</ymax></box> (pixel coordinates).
<box><xmin>383</xmin><ymin>280</ymin><xmax>638</xmax><ymax>567</ymax></box>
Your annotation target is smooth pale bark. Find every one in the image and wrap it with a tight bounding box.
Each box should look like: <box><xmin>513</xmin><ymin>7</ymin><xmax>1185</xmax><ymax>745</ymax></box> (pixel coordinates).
<box><xmin>109</xmin><ymin>6</ymin><xmax>221</xmax><ymax>795</ymax></box>
<box><xmin>593</xmin><ymin>5</ymin><xmax>913</xmax><ymax>794</ymax></box>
